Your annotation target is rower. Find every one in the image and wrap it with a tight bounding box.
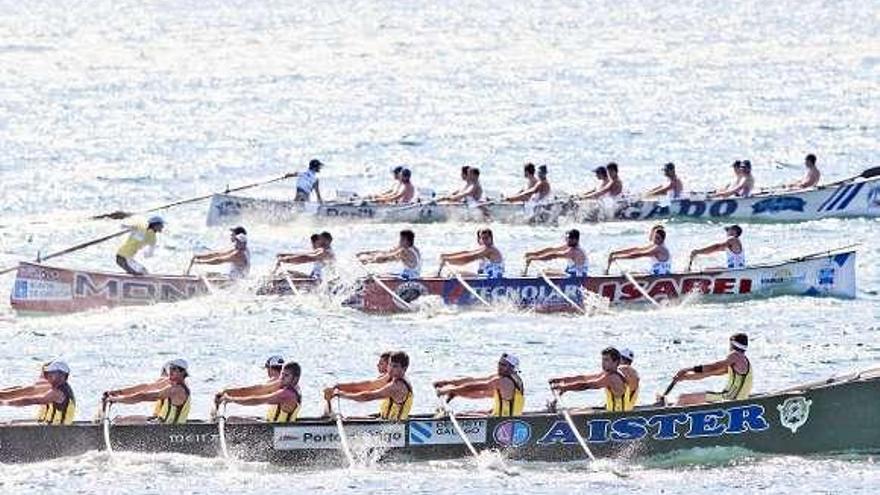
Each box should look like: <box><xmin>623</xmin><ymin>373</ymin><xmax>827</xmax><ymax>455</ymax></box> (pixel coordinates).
<box><xmin>0</xmin><ymin>361</ymin><xmax>76</xmax><ymax>425</ymax></box>
<box><xmin>275</xmin><ymin>231</ymin><xmax>336</xmax><ymax>280</ymax></box>
<box><xmin>189</xmin><ymin>226</ymin><xmax>251</xmax><ymax>279</ymax></box>
<box><xmin>292</xmin><ymin>159</ymin><xmax>324</xmax><ymax>204</ymax></box>
<box><xmin>332</xmin><ymin>351</ymin><xmax>413</xmax><ymax>421</ymax></box>
<box><xmin>0</xmin><ymin>362</ymin><xmax>52</xmax><ymax>422</ymax></box>
<box><xmin>606</xmin><ymin>224</ymin><xmax>672</xmax><ymax>275</ymax></box>
<box><xmin>356</xmin><ymin>230</ymin><xmax>421</xmax><ymax>279</ymax></box>
<box><xmin>322</xmin><ymin>352</ymin><xmax>391</xmax><ymax>407</ymax></box>
<box><xmin>671</xmin><ymin>333</ymin><xmax>752</xmax><ymax>406</ymax></box>
<box><xmin>688</xmin><ymin>225</ymin><xmax>745</xmax><ymax>270</ymax></box>
<box><xmin>214</xmin><ymin>356</ymin><xmax>284</xmax><ymax>421</ymax></box>
<box><xmin>438</xmin><ymin>167</ymin><xmax>484</xmax><ymax>206</ymax></box>
<box><xmin>506</xmin><ymin>164</ymin><xmax>551</xmax><ymax>205</ymax></box>
<box><xmin>447</xmin><ymin>166</ymin><xmax>471</xmax><ymax>197</ymax></box>
<box><xmin>505</xmin><ymin>163</ymin><xmax>536</xmax><ymax>200</ymax></box>
<box><xmin>220</xmin><ymin>362</ymin><xmax>302</xmax><ymax>423</ymax></box>
<box><xmin>115</xmin><ymin>215</ymin><xmax>164</xmax><ymax>275</ymax></box>
<box><xmin>106</xmin><ymin>359</ymin><xmax>191</xmax><ymax>424</ymax></box>
<box><xmin>784</xmin><ymin>154</ymin><xmax>821</xmax><ymax>190</ymax></box>
<box><xmin>438</xmin><ymin>228</ymin><xmax>504</xmax><ymax>278</ymax></box>
<box><xmin>374</xmin><ymin>168</ymin><xmax>415</xmax><ymax>204</ymax></box>
<box><xmin>618</xmin><ymin>348</ymin><xmax>640</xmax><ymax>410</ymax></box>
<box><xmin>644</xmin><ymin>162</ymin><xmax>684</xmax><ymax>200</ymax></box>
<box><xmin>549</xmin><ymin>347</ymin><xmax>631</xmax><ymax>412</ymax></box>
<box><xmin>713</xmin><ymin>160</ymin><xmax>754</xmax><ymax>198</ymax></box>
<box><xmin>523</xmin><ymin>229</ymin><xmax>588</xmax><ymax>277</ymax></box>
<box><xmin>576</xmin><ymin>166</ymin><xmax>609</xmax><ymax>200</ymax></box>
<box><xmin>435</xmin><ymin>353</ymin><xmax>524</xmax><ymax>417</ymax></box>
<box><xmin>104</xmin><ymin>362</ymin><xmax>171</xmax><ymax>421</ymax></box>
<box><xmin>368</xmin><ymin>166</ymin><xmax>404</xmax><ymax>202</ymax></box>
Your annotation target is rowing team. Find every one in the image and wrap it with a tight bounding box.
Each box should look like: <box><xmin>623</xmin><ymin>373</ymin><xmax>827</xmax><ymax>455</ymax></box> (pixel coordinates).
<box><xmin>0</xmin><ymin>333</ymin><xmax>753</xmax><ymax>425</ymax></box>
<box><xmin>286</xmin><ymin>154</ymin><xmax>822</xmax><ymax>205</ymax></box>
<box><xmin>112</xmin><ymin>216</ymin><xmax>746</xmax><ymax>281</ymax></box>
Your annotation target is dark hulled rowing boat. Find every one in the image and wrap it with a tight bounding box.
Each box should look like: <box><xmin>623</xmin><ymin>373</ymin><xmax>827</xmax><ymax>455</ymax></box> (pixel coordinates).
<box><xmin>1</xmin><ymin>369</ymin><xmax>878</xmax><ymax>464</ymax></box>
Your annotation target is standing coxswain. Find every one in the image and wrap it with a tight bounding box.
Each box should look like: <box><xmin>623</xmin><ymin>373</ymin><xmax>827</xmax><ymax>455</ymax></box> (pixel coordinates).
<box><xmin>105</xmin><ymin>359</ymin><xmax>191</xmax><ymax>424</ymax></box>
<box><xmin>0</xmin><ymin>361</ymin><xmax>76</xmax><ymax>425</ymax></box>
<box><xmin>549</xmin><ymin>347</ymin><xmax>631</xmax><ymax>412</ymax></box>
<box><xmin>189</xmin><ymin>226</ymin><xmax>251</xmax><ymax>279</ymax></box>
<box><xmin>275</xmin><ymin>231</ymin><xmax>336</xmax><ymax>280</ymax></box>
<box><xmin>219</xmin><ymin>362</ymin><xmax>302</xmax><ymax>423</ymax></box>
<box><xmin>330</xmin><ymin>351</ymin><xmax>413</xmax><ymax>421</ymax></box>
<box><xmin>435</xmin><ymin>353</ymin><xmax>524</xmax><ymax>417</ymax></box>
<box><xmin>670</xmin><ymin>333</ymin><xmax>753</xmax><ymax>406</ymax></box>
<box><xmin>291</xmin><ymin>159</ymin><xmax>324</xmax><ymax>204</ymax></box>
<box><xmin>523</xmin><ymin>229</ymin><xmax>588</xmax><ymax>277</ymax></box>
<box><xmin>644</xmin><ymin>162</ymin><xmax>684</xmax><ymax>200</ymax></box>
<box><xmin>439</xmin><ymin>228</ymin><xmax>504</xmax><ymax>278</ymax></box>
<box><xmin>606</xmin><ymin>224</ymin><xmax>672</xmax><ymax>275</ymax></box>
<box><xmin>115</xmin><ymin>216</ymin><xmax>165</xmax><ymax>275</ymax></box>
<box><xmin>689</xmin><ymin>225</ymin><xmax>746</xmax><ymax>270</ymax></box>
<box><xmin>357</xmin><ymin>230</ymin><xmax>421</xmax><ymax>279</ymax></box>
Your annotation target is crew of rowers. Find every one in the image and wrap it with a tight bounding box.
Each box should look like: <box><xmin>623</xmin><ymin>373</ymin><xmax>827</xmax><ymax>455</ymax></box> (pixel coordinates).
<box><xmin>0</xmin><ymin>333</ymin><xmax>754</xmax><ymax>425</ymax></box>
<box><xmin>288</xmin><ymin>154</ymin><xmax>822</xmax><ymax>205</ymax></box>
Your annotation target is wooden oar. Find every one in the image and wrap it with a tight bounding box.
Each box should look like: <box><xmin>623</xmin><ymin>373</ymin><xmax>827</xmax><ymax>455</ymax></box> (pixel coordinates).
<box><xmin>452</xmin><ymin>272</ymin><xmax>491</xmax><ymax>307</ymax></box>
<box><xmin>538</xmin><ymin>270</ymin><xmax>586</xmax><ymax>315</ymax></box>
<box><xmin>656</xmin><ymin>379</ymin><xmax>678</xmax><ymax>406</ymax></box>
<box><xmin>0</xmin><ymin>229</ymin><xmax>128</xmax><ymax>276</ymax></box>
<box><xmin>815</xmin><ymin>166</ymin><xmax>880</xmax><ymax>191</ymax></box>
<box><xmin>101</xmin><ymin>400</ymin><xmax>113</xmax><ymax>454</ymax></box>
<box><xmin>551</xmin><ymin>388</ymin><xmax>627</xmax><ymax>477</ymax></box>
<box><xmin>217</xmin><ymin>402</ymin><xmax>229</xmax><ymax>459</ymax></box>
<box><xmin>356</xmin><ymin>262</ymin><xmax>414</xmax><ymax>311</ymax></box>
<box><xmin>437</xmin><ymin>394</ymin><xmax>479</xmax><ymax>458</ymax></box>
<box><xmin>333</xmin><ymin>397</ymin><xmax>356</xmax><ymax>468</ymax></box>
<box><xmin>614</xmin><ymin>261</ymin><xmax>661</xmax><ymax>308</ymax></box>
<box><xmin>91</xmin><ymin>174</ymin><xmax>296</xmax><ymax>220</ymax></box>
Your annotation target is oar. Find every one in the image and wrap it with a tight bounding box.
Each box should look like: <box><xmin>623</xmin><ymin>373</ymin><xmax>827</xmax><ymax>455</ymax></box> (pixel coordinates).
<box><xmin>356</xmin><ymin>262</ymin><xmax>414</xmax><ymax>311</ymax></box>
<box><xmin>437</xmin><ymin>394</ymin><xmax>479</xmax><ymax>458</ymax></box>
<box><xmin>452</xmin><ymin>272</ymin><xmax>491</xmax><ymax>307</ymax></box>
<box><xmin>551</xmin><ymin>388</ymin><xmax>627</xmax><ymax>477</ymax></box>
<box><xmin>614</xmin><ymin>261</ymin><xmax>661</xmax><ymax>308</ymax></box>
<box><xmin>217</xmin><ymin>401</ymin><xmax>229</xmax><ymax>459</ymax></box>
<box><xmin>0</xmin><ymin>229</ymin><xmax>128</xmax><ymax>276</ymax></box>
<box><xmin>333</xmin><ymin>397</ymin><xmax>356</xmax><ymax>468</ymax></box>
<box><xmin>283</xmin><ymin>273</ymin><xmax>302</xmax><ymax>297</ymax></box>
<box><xmin>184</xmin><ymin>258</ymin><xmax>195</xmax><ymax>276</ymax></box>
<box><xmin>815</xmin><ymin>166</ymin><xmax>880</xmax><ymax>191</ymax></box>
<box><xmin>538</xmin><ymin>269</ymin><xmax>585</xmax><ymax>315</ymax></box>
<box><xmin>774</xmin><ymin>161</ymin><xmax>799</xmax><ymax>169</ymax></box>
<box><xmin>655</xmin><ymin>379</ymin><xmax>678</xmax><ymax>406</ymax></box>
<box><xmin>101</xmin><ymin>400</ymin><xmax>113</xmax><ymax>454</ymax></box>
<box><xmin>91</xmin><ymin>174</ymin><xmax>297</xmax><ymax>220</ymax></box>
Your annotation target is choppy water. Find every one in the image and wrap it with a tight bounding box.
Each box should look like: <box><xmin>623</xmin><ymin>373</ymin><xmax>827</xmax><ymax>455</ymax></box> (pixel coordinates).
<box><xmin>1</xmin><ymin>0</ymin><xmax>879</xmax><ymax>493</ymax></box>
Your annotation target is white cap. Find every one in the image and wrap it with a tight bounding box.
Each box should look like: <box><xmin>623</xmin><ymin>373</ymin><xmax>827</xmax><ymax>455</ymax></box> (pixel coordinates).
<box><xmin>167</xmin><ymin>359</ymin><xmax>188</xmax><ymax>373</ymax></box>
<box><xmin>45</xmin><ymin>361</ymin><xmax>70</xmax><ymax>375</ymax></box>
<box><xmin>264</xmin><ymin>355</ymin><xmax>284</xmax><ymax>368</ymax></box>
<box><xmin>619</xmin><ymin>348</ymin><xmax>635</xmax><ymax>362</ymax></box>
<box><xmin>500</xmin><ymin>353</ymin><xmax>520</xmax><ymax>371</ymax></box>
<box><xmin>147</xmin><ymin>215</ymin><xmax>165</xmax><ymax>226</ymax></box>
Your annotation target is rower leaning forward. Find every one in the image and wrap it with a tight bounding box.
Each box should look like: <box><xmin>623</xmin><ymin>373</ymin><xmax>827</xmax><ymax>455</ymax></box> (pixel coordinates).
<box><xmin>435</xmin><ymin>353</ymin><xmax>524</xmax><ymax>417</ymax></box>
<box><xmin>0</xmin><ymin>361</ymin><xmax>76</xmax><ymax>425</ymax></box>
<box><xmin>104</xmin><ymin>359</ymin><xmax>191</xmax><ymax>424</ymax></box>
<box><xmin>218</xmin><ymin>360</ymin><xmax>302</xmax><ymax>423</ymax></box>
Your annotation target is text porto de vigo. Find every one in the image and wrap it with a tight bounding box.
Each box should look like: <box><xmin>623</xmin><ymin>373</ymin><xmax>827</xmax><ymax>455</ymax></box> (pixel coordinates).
<box><xmin>538</xmin><ymin>404</ymin><xmax>770</xmax><ymax>445</ymax></box>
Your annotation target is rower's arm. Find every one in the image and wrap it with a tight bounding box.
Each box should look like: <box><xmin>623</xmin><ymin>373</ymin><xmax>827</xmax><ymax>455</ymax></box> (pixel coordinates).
<box><xmin>433</xmin><ymin>375</ymin><xmax>493</xmax><ymax>389</ymax></box>
<box><xmin>674</xmin><ymin>358</ymin><xmax>730</xmax><ymax>382</ymax></box>
<box><xmin>3</xmin><ymin>389</ymin><xmax>61</xmax><ymax>407</ymax></box>
<box><xmin>441</xmin><ymin>377</ymin><xmax>499</xmax><ymax>399</ymax></box>
<box><xmin>335</xmin><ymin>376</ymin><xmax>388</xmax><ymax>394</ymax></box>
<box><xmin>689</xmin><ymin>241</ymin><xmax>727</xmax><ymax>258</ymax></box>
<box><xmin>276</xmin><ymin>251</ymin><xmax>322</xmax><ymax>265</ymax></box>
<box><xmin>559</xmin><ymin>374</ymin><xmax>610</xmax><ymax>393</ymax></box>
<box><xmin>111</xmin><ymin>383</ymin><xmax>172</xmax><ymax>404</ymax></box>
<box><xmin>338</xmin><ymin>381</ymin><xmax>396</xmax><ymax>402</ymax></box>
<box><xmin>195</xmin><ymin>249</ymin><xmax>238</xmax><ymax>265</ymax></box>
<box><xmin>441</xmin><ymin>247</ymin><xmax>487</xmax><ymax>265</ymax></box>
<box><xmin>611</xmin><ymin>245</ymin><xmax>656</xmax><ymax>261</ymax></box>
<box><xmin>645</xmin><ymin>182</ymin><xmax>672</xmax><ymax>197</ymax></box>
<box><xmin>369</xmin><ymin>248</ymin><xmax>403</xmax><ymax>264</ymax></box>
<box><xmin>315</xmin><ymin>180</ymin><xmax>323</xmax><ymax>204</ymax></box>
<box><xmin>225</xmin><ymin>389</ymin><xmax>287</xmax><ymax>406</ymax></box>
<box><xmin>440</xmin><ymin>185</ymin><xmax>474</xmax><ymax>202</ymax></box>
<box><xmin>526</xmin><ymin>246</ymin><xmax>568</xmax><ymax>262</ymax></box>
<box><xmin>506</xmin><ymin>183</ymin><xmax>541</xmax><ymax>202</ymax></box>
<box><xmin>0</xmin><ymin>383</ymin><xmax>50</xmax><ymax>400</ymax></box>
<box><xmin>107</xmin><ymin>379</ymin><xmax>165</xmax><ymax>397</ymax></box>
<box><xmin>221</xmin><ymin>382</ymin><xmax>278</xmax><ymax>398</ymax></box>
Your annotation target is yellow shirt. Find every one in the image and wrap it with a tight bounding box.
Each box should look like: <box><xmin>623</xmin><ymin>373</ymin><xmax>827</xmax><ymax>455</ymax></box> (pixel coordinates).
<box><xmin>43</xmin><ymin>383</ymin><xmax>76</xmax><ymax>425</ymax></box>
<box><xmin>266</xmin><ymin>386</ymin><xmax>301</xmax><ymax>423</ymax></box>
<box><xmin>116</xmin><ymin>224</ymin><xmax>157</xmax><ymax>259</ymax></box>
<box><xmin>379</xmin><ymin>378</ymin><xmax>413</xmax><ymax>421</ymax></box>
<box><xmin>492</xmin><ymin>374</ymin><xmax>525</xmax><ymax>417</ymax></box>
<box><xmin>157</xmin><ymin>384</ymin><xmax>191</xmax><ymax>424</ymax></box>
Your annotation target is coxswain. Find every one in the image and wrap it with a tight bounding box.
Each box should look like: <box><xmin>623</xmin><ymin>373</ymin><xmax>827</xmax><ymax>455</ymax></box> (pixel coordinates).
<box><xmin>688</xmin><ymin>225</ymin><xmax>745</xmax><ymax>270</ymax></box>
<box><xmin>219</xmin><ymin>362</ymin><xmax>302</xmax><ymax>423</ymax></box>
<box><xmin>435</xmin><ymin>353</ymin><xmax>524</xmax><ymax>417</ymax></box>
<box><xmin>356</xmin><ymin>229</ymin><xmax>421</xmax><ymax>279</ymax></box>
<box><xmin>618</xmin><ymin>348</ymin><xmax>640</xmax><ymax>409</ymax></box>
<box><xmin>189</xmin><ymin>226</ymin><xmax>251</xmax><ymax>279</ymax></box>
<box><xmin>106</xmin><ymin>359</ymin><xmax>191</xmax><ymax>424</ymax></box>
<box><xmin>104</xmin><ymin>362</ymin><xmax>171</xmax><ymax>421</ymax></box>
<box><xmin>292</xmin><ymin>159</ymin><xmax>324</xmax><ymax>204</ymax></box>
<box><xmin>713</xmin><ymin>160</ymin><xmax>754</xmax><ymax>198</ymax></box>
<box><xmin>115</xmin><ymin>215</ymin><xmax>164</xmax><ymax>275</ymax></box>
<box><xmin>549</xmin><ymin>347</ymin><xmax>631</xmax><ymax>412</ymax></box>
<box><xmin>523</xmin><ymin>229</ymin><xmax>588</xmax><ymax>277</ymax></box>
<box><xmin>670</xmin><ymin>333</ymin><xmax>753</xmax><ymax>406</ymax></box>
<box><xmin>438</xmin><ymin>228</ymin><xmax>504</xmax><ymax>278</ymax></box>
<box><xmin>644</xmin><ymin>162</ymin><xmax>684</xmax><ymax>200</ymax></box>
<box><xmin>784</xmin><ymin>154</ymin><xmax>821</xmax><ymax>190</ymax></box>
<box><xmin>275</xmin><ymin>231</ymin><xmax>336</xmax><ymax>280</ymax></box>
<box><xmin>213</xmin><ymin>355</ymin><xmax>284</xmax><ymax>421</ymax></box>
<box><xmin>606</xmin><ymin>224</ymin><xmax>672</xmax><ymax>275</ymax></box>
<box><xmin>332</xmin><ymin>351</ymin><xmax>413</xmax><ymax>421</ymax></box>
<box><xmin>0</xmin><ymin>361</ymin><xmax>76</xmax><ymax>425</ymax></box>
<box><xmin>322</xmin><ymin>352</ymin><xmax>391</xmax><ymax>411</ymax></box>
<box><xmin>373</xmin><ymin>168</ymin><xmax>415</xmax><ymax>204</ymax></box>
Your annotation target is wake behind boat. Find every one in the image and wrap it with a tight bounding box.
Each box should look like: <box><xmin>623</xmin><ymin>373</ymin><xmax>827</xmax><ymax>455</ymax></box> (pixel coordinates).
<box><xmin>0</xmin><ymin>368</ymin><xmax>877</xmax><ymax>464</ymax></box>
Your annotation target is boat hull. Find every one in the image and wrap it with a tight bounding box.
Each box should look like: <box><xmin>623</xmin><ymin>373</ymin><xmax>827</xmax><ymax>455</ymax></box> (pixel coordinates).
<box><xmin>9</xmin><ymin>262</ymin><xmax>227</xmax><ymax>314</ymax></box>
<box><xmin>343</xmin><ymin>250</ymin><xmax>856</xmax><ymax>313</ymax></box>
<box><xmin>1</xmin><ymin>372</ymin><xmax>877</xmax><ymax>464</ymax></box>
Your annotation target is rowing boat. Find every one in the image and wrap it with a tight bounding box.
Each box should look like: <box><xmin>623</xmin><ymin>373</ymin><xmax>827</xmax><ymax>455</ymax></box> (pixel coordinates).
<box><xmin>1</xmin><ymin>368</ymin><xmax>877</xmax><ymax>464</ymax></box>
<box><xmin>575</xmin><ymin>174</ymin><xmax>880</xmax><ymax>223</ymax></box>
<box><xmin>9</xmin><ymin>262</ymin><xmax>230</xmax><ymax>314</ymax></box>
<box><xmin>261</xmin><ymin>249</ymin><xmax>856</xmax><ymax>312</ymax></box>
<box><xmin>205</xmin><ymin>193</ymin><xmax>565</xmax><ymax>226</ymax></box>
